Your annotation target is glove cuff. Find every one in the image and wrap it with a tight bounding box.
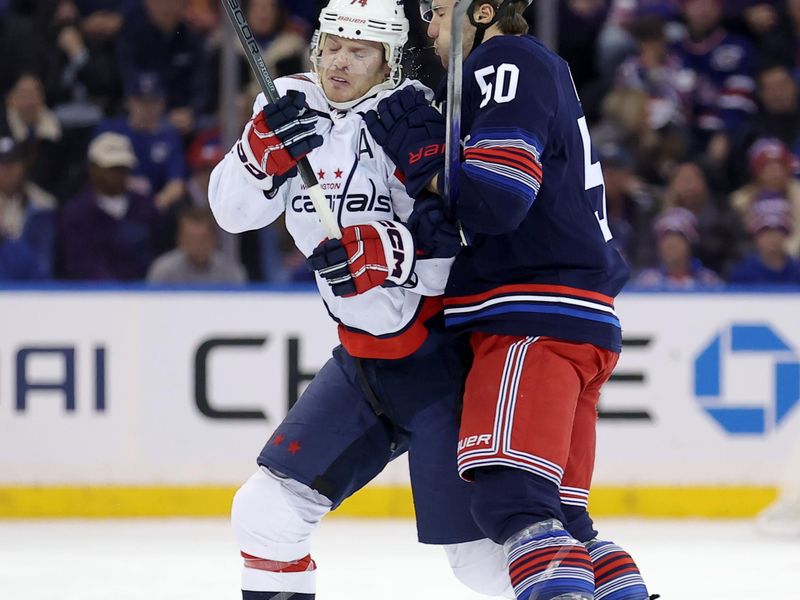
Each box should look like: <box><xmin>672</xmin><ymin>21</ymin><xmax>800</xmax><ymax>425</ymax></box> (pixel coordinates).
<box><xmin>234</xmin><ymin>120</ymin><xmax>277</xmax><ymax>191</ymax></box>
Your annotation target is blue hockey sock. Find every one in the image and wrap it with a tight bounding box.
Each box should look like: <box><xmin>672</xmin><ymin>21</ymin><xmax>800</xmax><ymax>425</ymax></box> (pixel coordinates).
<box><xmin>587</xmin><ymin>540</ymin><xmax>649</xmax><ymax>600</ymax></box>
<box><xmin>505</xmin><ymin>519</ymin><xmax>594</xmax><ymax>600</ymax></box>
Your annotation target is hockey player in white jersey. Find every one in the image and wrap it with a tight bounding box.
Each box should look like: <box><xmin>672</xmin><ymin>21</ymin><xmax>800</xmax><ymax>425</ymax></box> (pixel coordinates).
<box><xmin>208</xmin><ymin>1</ymin><xmax>512</xmax><ymax>598</ymax></box>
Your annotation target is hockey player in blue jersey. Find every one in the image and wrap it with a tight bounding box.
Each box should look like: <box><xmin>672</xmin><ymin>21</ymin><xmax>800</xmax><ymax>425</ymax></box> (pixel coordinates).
<box><xmin>311</xmin><ymin>1</ymin><xmax>658</xmax><ymax>599</ymax></box>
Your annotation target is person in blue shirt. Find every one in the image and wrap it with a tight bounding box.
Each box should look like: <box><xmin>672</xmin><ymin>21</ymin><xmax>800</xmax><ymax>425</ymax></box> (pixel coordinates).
<box><xmin>0</xmin><ymin>136</ymin><xmax>55</xmax><ymax>280</ymax></box>
<box><xmin>729</xmin><ymin>196</ymin><xmax>800</xmax><ymax>285</ymax></box>
<box><xmin>97</xmin><ymin>72</ymin><xmax>186</xmax><ymax>215</ymax></box>
<box><xmin>116</xmin><ymin>0</ymin><xmax>209</xmax><ymax>134</ymax></box>
<box><xmin>673</xmin><ymin>0</ymin><xmax>757</xmax><ymax>163</ymax></box>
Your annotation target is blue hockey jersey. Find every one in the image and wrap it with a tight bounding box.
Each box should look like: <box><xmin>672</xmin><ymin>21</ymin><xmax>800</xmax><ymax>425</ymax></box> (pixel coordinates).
<box><xmin>442</xmin><ymin>35</ymin><xmax>630</xmax><ymax>352</ymax></box>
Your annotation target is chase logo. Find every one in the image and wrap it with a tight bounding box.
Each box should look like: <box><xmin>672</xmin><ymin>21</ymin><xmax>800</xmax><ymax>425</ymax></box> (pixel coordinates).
<box><xmin>694</xmin><ymin>324</ymin><xmax>800</xmax><ymax>435</ymax></box>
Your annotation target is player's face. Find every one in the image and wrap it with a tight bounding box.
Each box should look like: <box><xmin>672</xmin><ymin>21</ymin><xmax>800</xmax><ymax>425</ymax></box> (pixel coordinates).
<box><xmin>317</xmin><ymin>35</ymin><xmax>390</xmax><ymax>103</ymax></box>
<box><xmin>424</xmin><ymin>0</ymin><xmax>476</xmax><ymax>68</ymax></box>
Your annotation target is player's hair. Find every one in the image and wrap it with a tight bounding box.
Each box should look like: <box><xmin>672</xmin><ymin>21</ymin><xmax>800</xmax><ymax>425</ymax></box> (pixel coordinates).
<box><xmin>475</xmin><ymin>0</ymin><xmax>530</xmax><ymax>35</ymax></box>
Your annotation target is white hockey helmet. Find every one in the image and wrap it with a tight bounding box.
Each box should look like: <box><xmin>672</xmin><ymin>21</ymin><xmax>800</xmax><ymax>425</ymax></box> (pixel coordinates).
<box><xmin>312</xmin><ymin>0</ymin><xmax>410</xmax><ymax>110</ymax></box>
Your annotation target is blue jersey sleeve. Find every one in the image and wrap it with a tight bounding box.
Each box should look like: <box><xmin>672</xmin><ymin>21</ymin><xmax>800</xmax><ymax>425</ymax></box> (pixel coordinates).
<box><xmin>455</xmin><ymin>40</ymin><xmax>557</xmax><ymax>234</ymax></box>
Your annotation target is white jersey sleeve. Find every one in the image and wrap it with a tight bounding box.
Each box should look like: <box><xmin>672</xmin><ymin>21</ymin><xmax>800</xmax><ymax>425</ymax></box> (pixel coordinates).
<box><xmin>208</xmin><ymin>148</ymin><xmax>286</xmax><ymax>234</ymax></box>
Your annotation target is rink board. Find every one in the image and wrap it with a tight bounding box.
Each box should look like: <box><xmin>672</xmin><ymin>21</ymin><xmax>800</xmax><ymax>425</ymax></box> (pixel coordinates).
<box><xmin>1</xmin><ymin>287</ymin><xmax>799</xmax><ymax>517</ymax></box>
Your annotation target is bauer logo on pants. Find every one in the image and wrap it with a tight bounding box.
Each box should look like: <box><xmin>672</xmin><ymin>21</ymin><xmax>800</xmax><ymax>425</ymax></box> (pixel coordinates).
<box><xmin>694</xmin><ymin>323</ymin><xmax>800</xmax><ymax>435</ymax></box>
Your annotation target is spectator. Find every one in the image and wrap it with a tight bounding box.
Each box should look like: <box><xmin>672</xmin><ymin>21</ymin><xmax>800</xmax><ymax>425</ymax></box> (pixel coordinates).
<box><xmin>558</xmin><ymin>0</ymin><xmax>609</xmax><ymax>103</ymax></box>
<box><xmin>731</xmin><ymin>138</ymin><xmax>800</xmax><ymax>254</ymax></box>
<box><xmin>604</xmin><ymin>14</ymin><xmax>692</xmax><ymax>182</ymax></box>
<box><xmin>208</xmin><ymin>0</ymin><xmax>310</xmax><ymax>114</ymax></box>
<box><xmin>60</xmin><ymin>132</ymin><xmax>160</xmax><ymax>280</ymax></box>
<box><xmin>754</xmin><ymin>0</ymin><xmax>800</xmax><ymax>67</ymax></box>
<box><xmin>733</xmin><ymin>1</ymin><xmax>781</xmax><ymax>45</ymax></box>
<box><xmin>634</xmin><ymin>206</ymin><xmax>723</xmax><ymax>288</ymax></box>
<box><xmin>35</xmin><ymin>0</ymin><xmax>125</xmax><ymax>119</ymax></box>
<box><xmin>0</xmin><ymin>72</ymin><xmax>69</xmax><ymax>198</ymax></box>
<box><xmin>598</xmin><ymin>141</ymin><xmax>658</xmax><ymax>268</ymax></box>
<box><xmin>186</xmin><ymin>128</ymin><xmax>223</xmax><ymax>208</ymax></box>
<box><xmin>282</xmin><ymin>0</ymin><xmax>317</xmax><ymax>31</ymax></box>
<box><xmin>597</xmin><ymin>0</ymin><xmax>682</xmax><ymax>81</ymax></box>
<box><xmin>259</xmin><ymin>221</ymin><xmax>316</xmax><ymax>284</ymax></box>
<box><xmin>184</xmin><ymin>0</ymin><xmax>220</xmax><ymax>34</ymax></box>
<box><xmin>0</xmin><ymin>136</ymin><xmax>55</xmax><ymax>280</ymax></box>
<box><xmin>0</xmin><ymin>6</ymin><xmax>47</xmax><ymax>96</ymax></box>
<box><xmin>117</xmin><ymin>0</ymin><xmax>210</xmax><ymax>135</ymax></box>
<box><xmin>242</xmin><ymin>0</ymin><xmax>308</xmax><ymax>77</ymax></box>
<box><xmin>147</xmin><ymin>206</ymin><xmax>246</xmax><ymax>284</ymax></box>
<box><xmin>98</xmin><ymin>73</ymin><xmax>187</xmax><ymax>214</ymax></box>
<box><xmin>665</xmin><ymin>161</ymin><xmax>747</xmax><ymax>274</ymax></box>
<box><xmin>732</xmin><ymin>63</ymin><xmax>800</xmax><ymax>185</ymax></box>
<box><xmin>729</xmin><ymin>197</ymin><xmax>800</xmax><ymax>284</ymax></box>
<box><xmin>674</xmin><ymin>0</ymin><xmax>757</xmax><ymax>165</ymax></box>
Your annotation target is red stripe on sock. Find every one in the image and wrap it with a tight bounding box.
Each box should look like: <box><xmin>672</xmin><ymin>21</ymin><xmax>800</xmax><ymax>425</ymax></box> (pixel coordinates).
<box><xmin>241</xmin><ymin>552</ymin><xmax>316</xmax><ymax>573</ymax></box>
<box><xmin>510</xmin><ymin>547</ymin><xmax>592</xmax><ymax>584</ymax></box>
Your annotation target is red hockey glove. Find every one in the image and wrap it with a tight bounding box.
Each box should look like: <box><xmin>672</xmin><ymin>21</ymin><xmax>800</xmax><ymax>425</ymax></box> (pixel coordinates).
<box><xmin>237</xmin><ymin>92</ymin><xmax>323</xmax><ymax>188</ymax></box>
<box><xmin>307</xmin><ymin>221</ymin><xmax>416</xmax><ymax>297</ymax></box>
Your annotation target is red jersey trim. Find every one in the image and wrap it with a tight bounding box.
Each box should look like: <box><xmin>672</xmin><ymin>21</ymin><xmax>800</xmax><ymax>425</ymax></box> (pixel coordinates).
<box><xmin>339</xmin><ymin>296</ymin><xmax>443</xmax><ymax>360</ymax></box>
<box><xmin>444</xmin><ymin>284</ymin><xmax>615</xmax><ymax>308</ymax></box>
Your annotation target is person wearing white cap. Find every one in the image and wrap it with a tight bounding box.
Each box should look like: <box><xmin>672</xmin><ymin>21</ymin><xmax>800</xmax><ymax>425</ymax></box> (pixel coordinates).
<box><xmin>60</xmin><ymin>132</ymin><xmax>160</xmax><ymax>280</ymax></box>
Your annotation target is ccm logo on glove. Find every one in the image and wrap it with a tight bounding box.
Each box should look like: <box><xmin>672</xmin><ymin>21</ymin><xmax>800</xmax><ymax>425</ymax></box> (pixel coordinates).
<box><xmin>384</xmin><ymin>221</ymin><xmax>408</xmax><ymax>278</ymax></box>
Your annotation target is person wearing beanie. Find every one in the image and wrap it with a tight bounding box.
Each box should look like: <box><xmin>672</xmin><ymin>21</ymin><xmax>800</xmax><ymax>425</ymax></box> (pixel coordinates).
<box><xmin>731</xmin><ymin>137</ymin><xmax>800</xmax><ymax>254</ymax></box>
<box><xmin>635</xmin><ymin>206</ymin><xmax>724</xmax><ymax>288</ymax></box>
<box><xmin>728</xmin><ymin>196</ymin><xmax>800</xmax><ymax>284</ymax></box>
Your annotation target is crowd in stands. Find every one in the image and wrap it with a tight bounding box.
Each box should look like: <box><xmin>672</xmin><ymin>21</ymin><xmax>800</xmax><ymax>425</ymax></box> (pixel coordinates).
<box><xmin>1</xmin><ymin>0</ymin><xmax>799</xmax><ymax>287</ymax></box>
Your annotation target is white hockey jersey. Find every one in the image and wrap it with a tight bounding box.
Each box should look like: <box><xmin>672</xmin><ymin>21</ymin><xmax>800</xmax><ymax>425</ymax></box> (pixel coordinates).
<box><xmin>209</xmin><ymin>74</ymin><xmax>452</xmax><ymax>359</ymax></box>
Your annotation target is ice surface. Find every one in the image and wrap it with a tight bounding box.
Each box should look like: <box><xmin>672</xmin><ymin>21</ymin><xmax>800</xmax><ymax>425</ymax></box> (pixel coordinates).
<box><xmin>0</xmin><ymin>518</ymin><xmax>798</xmax><ymax>599</ymax></box>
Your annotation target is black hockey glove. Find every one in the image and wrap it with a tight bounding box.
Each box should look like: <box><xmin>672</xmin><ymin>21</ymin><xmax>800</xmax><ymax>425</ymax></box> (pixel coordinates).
<box><xmin>407</xmin><ymin>195</ymin><xmax>462</xmax><ymax>258</ymax></box>
<box><xmin>364</xmin><ymin>87</ymin><xmax>446</xmax><ymax>199</ymax></box>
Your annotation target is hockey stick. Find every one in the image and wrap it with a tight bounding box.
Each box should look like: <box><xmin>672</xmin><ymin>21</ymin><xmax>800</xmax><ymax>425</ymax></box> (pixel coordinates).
<box><xmin>220</xmin><ymin>0</ymin><xmax>342</xmax><ymax>240</ymax></box>
<box><xmin>445</xmin><ymin>0</ymin><xmax>471</xmax><ymax>246</ymax></box>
